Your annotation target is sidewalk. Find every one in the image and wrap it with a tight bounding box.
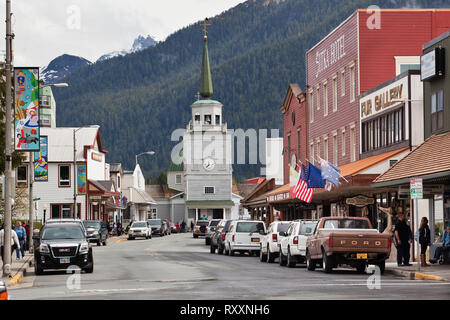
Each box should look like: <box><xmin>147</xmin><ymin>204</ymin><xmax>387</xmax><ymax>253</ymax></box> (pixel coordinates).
<box><xmin>385</xmin><ymin>262</ymin><xmax>450</xmax><ymax>281</ymax></box>
<box><xmin>1</xmin><ymin>252</ymin><xmax>34</xmax><ymax>287</ymax></box>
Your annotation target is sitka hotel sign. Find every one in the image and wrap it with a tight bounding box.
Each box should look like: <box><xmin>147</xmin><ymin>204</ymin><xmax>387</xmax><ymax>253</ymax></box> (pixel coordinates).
<box><xmin>315</xmin><ymin>35</ymin><xmax>346</xmax><ymax>78</ymax></box>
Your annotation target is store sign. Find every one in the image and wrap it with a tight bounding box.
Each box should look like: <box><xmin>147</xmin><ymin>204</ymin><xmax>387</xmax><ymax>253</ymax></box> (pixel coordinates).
<box><xmin>360</xmin><ymin>77</ymin><xmax>407</xmax><ymax>120</ymax></box>
<box><xmin>421</xmin><ymin>48</ymin><xmax>445</xmax><ymax>81</ymax></box>
<box><xmin>410</xmin><ymin>178</ymin><xmax>423</xmax><ymax>199</ymax></box>
<box><xmin>315</xmin><ymin>34</ymin><xmax>346</xmax><ymax>78</ymax></box>
<box><xmin>91</xmin><ymin>152</ymin><xmax>102</xmax><ymax>162</ymax></box>
<box><xmin>346</xmin><ymin>195</ymin><xmax>374</xmax><ymax>207</ymax></box>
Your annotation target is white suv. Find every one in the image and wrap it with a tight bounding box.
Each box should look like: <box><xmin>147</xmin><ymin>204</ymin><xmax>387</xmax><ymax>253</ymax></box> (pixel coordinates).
<box><xmin>224</xmin><ymin>220</ymin><xmax>266</xmax><ymax>256</ymax></box>
<box><xmin>279</xmin><ymin>220</ymin><xmax>318</xmax><ymax>267</ymax></box>
<box><xmin>128</xmin><ymin>221</ymin><xmax>152</xmax><ymax>240</ymax></box>
<box><xmin>259</xmin><ymin>221</ymin><xmax>292</xmax><ymax>263</ymax></box>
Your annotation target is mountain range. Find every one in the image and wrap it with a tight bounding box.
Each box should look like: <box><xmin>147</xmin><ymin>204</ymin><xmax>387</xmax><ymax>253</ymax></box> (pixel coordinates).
<box><xmin>51</xmin><ymin>0</ymin><xmax>449</xmax><ymax>181</ymax></box>
<box><xmin>41</xmin><ymin>35</ymin><xmax>158</xmax><ymax>84</ymax></box>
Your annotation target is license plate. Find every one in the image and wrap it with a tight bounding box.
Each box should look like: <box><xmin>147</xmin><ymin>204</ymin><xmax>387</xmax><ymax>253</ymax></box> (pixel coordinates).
<box><xmin>357</xmin><ymin>253</ymin><xmax>368</xmax><ymax>259</ymax></box>
<box><xmin>251</xmin><ymin>238</ymin><xmax>260</xmax><ymax>243</ymax></box>
<box><xmin>60</xmin><ymin>258</ymin><xmax>70</xmax><ymax>264</ymax></box>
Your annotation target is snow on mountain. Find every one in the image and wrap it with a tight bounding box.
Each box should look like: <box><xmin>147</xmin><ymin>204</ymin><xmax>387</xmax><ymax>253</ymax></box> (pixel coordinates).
<box><xmin>96</xmin><ymin>34</ymin><xmax>158</xmax><ymax>62</ymax></box>
<box><xmin>40</xmin><ymin>54</ymin><xmax>92</xmax><ymax>84</ymax></box>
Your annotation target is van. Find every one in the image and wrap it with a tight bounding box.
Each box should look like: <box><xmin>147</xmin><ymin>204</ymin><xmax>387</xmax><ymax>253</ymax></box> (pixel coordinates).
<box><xmin>224</xmin><ymin>220</ymin><xmax>266</xmax><ymax>256</ymax></box>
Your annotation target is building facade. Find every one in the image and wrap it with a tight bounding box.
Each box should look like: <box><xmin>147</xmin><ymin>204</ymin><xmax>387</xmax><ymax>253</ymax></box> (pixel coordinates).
<box><xmin>306</xmin><ymin>9</ymin><xmax>450</xmax><ymax>168</ymax></box>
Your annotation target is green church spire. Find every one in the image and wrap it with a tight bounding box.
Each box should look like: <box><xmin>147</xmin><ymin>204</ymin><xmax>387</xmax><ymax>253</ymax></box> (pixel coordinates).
<box><xmin>200</xmin><ymin>19</ymin><xmax>213</xmax><ymax>99</ymax></box>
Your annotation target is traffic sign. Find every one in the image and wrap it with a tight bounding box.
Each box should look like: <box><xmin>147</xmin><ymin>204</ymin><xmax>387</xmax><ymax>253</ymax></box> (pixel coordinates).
<box><xmin>410</xmin><ymin>178</ymin><xmax>423</xmax><ymax>199</ymax></box>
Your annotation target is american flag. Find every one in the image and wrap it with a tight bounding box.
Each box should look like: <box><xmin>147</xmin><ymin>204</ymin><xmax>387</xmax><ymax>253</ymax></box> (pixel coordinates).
<box><xmin>293</xmin><ymin>165</ymin><xmax>313</xmax><ymax>203</ymax></box>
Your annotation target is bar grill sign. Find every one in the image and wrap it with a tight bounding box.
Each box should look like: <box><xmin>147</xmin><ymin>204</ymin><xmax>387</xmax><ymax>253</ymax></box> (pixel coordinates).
<box><xmin>410</xmin><ymin>178</ymin><xmax>423</xmax><ymax>199</ymax></box>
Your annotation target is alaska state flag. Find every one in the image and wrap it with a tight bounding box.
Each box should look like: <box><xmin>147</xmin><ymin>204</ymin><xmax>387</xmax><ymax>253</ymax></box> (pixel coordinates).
<box><xmin>307</xmin><ymin>162</ymin><xmax>326</xmax><ymax>188</ymax></box>
<box><xmin>319</xmin><ymin>158</ymin><xmax>341</xmax><ymax>187</ymax></box>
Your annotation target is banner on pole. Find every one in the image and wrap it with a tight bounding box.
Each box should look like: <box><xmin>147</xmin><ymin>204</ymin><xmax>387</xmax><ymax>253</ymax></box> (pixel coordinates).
<box><xmin>14</xmin><ymin>67</ymin><xmax>40</xmax><ymax>151</ymax></box>
<box><xmin>77</xmin><ymin>164</ymin><xmax>87</xmax><ymax>195</ymax></box>
<box><xmin>33</xmin><ymin>136</ymin><xmax>48</xmax><ymax>181</ymax></box>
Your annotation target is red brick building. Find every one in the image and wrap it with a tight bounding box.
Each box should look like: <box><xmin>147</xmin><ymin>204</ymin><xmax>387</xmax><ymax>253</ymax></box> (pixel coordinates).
<box><xmin>306</xmin><ymin>9</ymin><xmax>450</xmax><ymax>168</ymax></box>
<box><xmin>281</xmin><ymin>84</ymin><xmax>308</xmax><ymax>185</ymax></box>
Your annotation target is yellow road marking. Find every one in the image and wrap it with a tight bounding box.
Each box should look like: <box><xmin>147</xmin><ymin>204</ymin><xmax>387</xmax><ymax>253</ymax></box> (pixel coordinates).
<box><xmin>414</xmin><ymin>272</ymin><xmax>443</xmax><ymax>281</ymax></box>
<box><xmin>116</xmin><ymin>238</ymin><xmax>127</xmax><ymax>243</ymax></box>
<box><xmin>9</xmin><ymin>273</ymin><xmax>23</xmax><ymax>286</ymax></box>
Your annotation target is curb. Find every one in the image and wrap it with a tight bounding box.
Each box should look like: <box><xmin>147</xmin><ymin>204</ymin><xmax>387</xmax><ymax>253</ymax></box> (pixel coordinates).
<box><xmin>6</xmin><ymin>255</ymin><xmax>33</xmax><ymax>288</ymax></box>
<box><xmin>386</xmin><ymin>268</ymin><xmax>445</xmax><ymax>281</ymax></box>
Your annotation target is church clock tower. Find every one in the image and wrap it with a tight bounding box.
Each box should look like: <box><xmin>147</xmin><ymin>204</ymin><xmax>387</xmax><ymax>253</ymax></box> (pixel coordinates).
<box><xmin>183</xmin><ymin>19</ymin><xmax>233</xmax><ymax>223</ymax></box>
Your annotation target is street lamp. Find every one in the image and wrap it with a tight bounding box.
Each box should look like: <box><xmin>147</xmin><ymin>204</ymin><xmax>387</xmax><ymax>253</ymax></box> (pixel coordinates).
<box><xmin>135</xmin><ymin>151</ymin><xmax>155</xmax><ymax>167</ymax></box>
<box><xmin>74</xmin><ymin>125</ymin><xmax>100</xmax><ymax>220</ymax></box>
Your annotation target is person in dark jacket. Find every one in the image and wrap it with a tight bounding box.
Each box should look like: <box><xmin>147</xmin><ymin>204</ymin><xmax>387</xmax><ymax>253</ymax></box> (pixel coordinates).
<box><xmin>394</xmin><ymin>213</ymin><xmax>413</xmax><ymax>266</ymax></box>
<box><xmin>419</xmin><ymin>217</ymin><xmax>431</xmax><ymax>267</ymax></box>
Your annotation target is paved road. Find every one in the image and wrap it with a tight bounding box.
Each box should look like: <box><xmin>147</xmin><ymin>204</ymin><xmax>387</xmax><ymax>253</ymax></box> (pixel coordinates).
<box><xmin>8</xmin><ymin>233</ymin><xmax>450</xmax><ymax>300</ymax></box>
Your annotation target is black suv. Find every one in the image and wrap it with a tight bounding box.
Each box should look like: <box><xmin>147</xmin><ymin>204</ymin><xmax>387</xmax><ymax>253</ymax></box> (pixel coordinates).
<box><xmin>210</xmin><ymin>219</ymin><xmax>233</xmax><ymax>254</ymax></box>
<box><xmin>147</xmin><ymin>219</ymin><xmax>164</xmax><ymax>236</ymax></box>
<box><xmin>83</xmin><ymin>220</ymin><xmax>108</xmax><ymax>246</ymax></box>
<box><xmin>33</xmin><ymin>222</ymin><xmax>94</xmax><ymax>275</ymax></box>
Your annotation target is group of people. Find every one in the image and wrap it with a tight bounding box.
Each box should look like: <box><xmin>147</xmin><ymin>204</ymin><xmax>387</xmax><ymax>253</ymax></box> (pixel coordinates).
<box><xmin>112</xmin><ymin>222</ymin><xmax>123</xmax><ymax>236</ymax></box>
<box><xmin>0</xmin><ymin>221</ymin><xmax>31</xmax><ymax>264</ymax></box>
<box><xmin>394</xmin><ymin>212</ymin><xmax>450</xmax><ymax>267</ymax></box>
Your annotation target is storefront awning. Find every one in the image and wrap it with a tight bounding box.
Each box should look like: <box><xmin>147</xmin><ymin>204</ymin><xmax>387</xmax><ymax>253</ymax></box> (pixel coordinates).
<box><xmin>373</xmin><ymin>132</ymin><xmax>450</xmax><ymax>188</ymax></box>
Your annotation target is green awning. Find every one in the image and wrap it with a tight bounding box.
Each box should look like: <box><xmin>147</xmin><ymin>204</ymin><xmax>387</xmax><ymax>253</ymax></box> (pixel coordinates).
<box><xmin>186</xmin><ymin>200</ymin><xmax>234</xmax><ymax>207</ymax></box>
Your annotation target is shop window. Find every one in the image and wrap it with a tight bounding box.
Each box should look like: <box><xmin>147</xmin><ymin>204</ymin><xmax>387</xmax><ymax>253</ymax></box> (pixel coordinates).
<box><xmin>51</xmin><ymin>203</ymin><xmax>80</xmax><ymax>219</ymax></box>
<box><xmin>59</xmin><ymin>164</ymin><xmax>71</xmax><ymax>187</ymax></box>
<box><xmin>431</xmin><ymin>91</ymin><xmax>444</xmax><ymax>133</ymax></box>
<box><xmin>17</xmin><ymin>166</ymin><xmax>28</xmax><ymax>187</ymax></box>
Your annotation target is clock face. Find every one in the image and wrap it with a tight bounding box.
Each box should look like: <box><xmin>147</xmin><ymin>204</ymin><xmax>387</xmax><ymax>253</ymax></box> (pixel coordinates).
<box><xmin>203</xmin><ymin>158</ymin><xmax>215</xmax><ymax>171</ymax></box>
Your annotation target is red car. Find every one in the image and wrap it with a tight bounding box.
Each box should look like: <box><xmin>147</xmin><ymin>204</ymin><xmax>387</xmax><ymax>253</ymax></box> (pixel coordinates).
<box><xmin>169</xmin><ymin>222</ymin><xmax>179</xmax><ymax>233</ymax></box>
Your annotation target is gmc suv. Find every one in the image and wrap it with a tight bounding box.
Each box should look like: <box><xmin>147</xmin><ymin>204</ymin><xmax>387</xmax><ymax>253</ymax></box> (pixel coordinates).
<box><xmin>34</xmin><ymin>222</ymin><xmax>94</xmax><ymax>275</ymax></box>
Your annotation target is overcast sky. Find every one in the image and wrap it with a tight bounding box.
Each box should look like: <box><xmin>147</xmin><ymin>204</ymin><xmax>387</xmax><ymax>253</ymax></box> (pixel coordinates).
<box><xmin>0</xmin><ymin>0</ymin><xmax>246</xmax><ymax>67</ymax></box>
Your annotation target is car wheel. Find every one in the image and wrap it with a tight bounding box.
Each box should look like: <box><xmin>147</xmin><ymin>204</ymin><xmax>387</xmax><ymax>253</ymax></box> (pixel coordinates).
<box><xmin>34</xmin><ymin>262</ymin><xmax>43</xmax><ymax>275</ymax></box>
<box><xmin>322</xmin><ymin>249</ymin><xmax>333</xmax><ymax>274</ymax></box>
<box><xmin>356</xmin><ymin>263</ymin><xmax>366</xmax><ymax>274</ymax></box>
<box><xmin>378</xmin><ymin>261</ymin><xmax>385</xmax><ymax>275</ymax></box>
<box><xmin>287</xmin><ymin>248</ymin><xmax>296</xmax><ymax>268</ymax></box>
<box><xmin>267</xmin><ymin>246</ymin><xmax>275</xmax><ymax>263</ymax></box>
<box><xmin>103</xmin><ymin>239</ymin><xmax>107</xmax><ymax>246</ymax></box>
<box><xmin>193</xmin><ymin>234</ymin><xmax>198</xmax><ymax>239</ymax></box>
<box><xmin>279</xmin><ymin>249</ymin><xmax>287</xmax><ymax>266</ymax></box>
<box><xmin>84</xmin><ymin>262</ymin><xmax>94</xmax><ymax>274</ymax></box>
<box><xmin>260</xmin><ymin>245</ymin><xmax>267</xmax><ymax>262</ymax></box>
<box><xmin>306</xmin><ymin>251</ymin><xmax>316</xmax><ymax>271</ymax></box>
<box><xmin>97</xmin><ymin>239</ymin><xmax>101</xmax><ymax>246</ymax></box>
<box><xmin>230</xmin><ymin>249</ymin><xmax>235</xmax><ymax>256</ymax></box>
<box><xmin>210</xmin><ymin>245</ymin><xmax>216</xmax><ymax>254</ymax></box>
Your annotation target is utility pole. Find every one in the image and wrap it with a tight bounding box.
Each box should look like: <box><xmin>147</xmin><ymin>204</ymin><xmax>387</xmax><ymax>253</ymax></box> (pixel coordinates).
<box><xmin>73</xmin><ymin>129</ymin><xmax>77</xmax><ymax>219</ymax></box>
<box><xmin>28</xmin><ymin>155</ymin><xmax>33</xmax><ymax>253</ymax></box>
<box><xmin>3</xmin><ymin>0</ymin><xmax>13</xmax><ymax>276</ymax></box>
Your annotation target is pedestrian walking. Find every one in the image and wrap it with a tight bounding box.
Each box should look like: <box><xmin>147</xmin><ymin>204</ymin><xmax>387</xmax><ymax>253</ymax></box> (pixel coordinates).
<box><xmin>418</xmin><ymin>217</ymin><xmax>431</xmax><ymax>267</ymax></box>
<box><xmin>0</xmin><ymin>225</ymin><xmax>20</xmax><ymax>264</ymax></box>
<box><xmin>14</xmin><ymin>221</ymin><xmax>27</xmax><ymax>260</ymax></box>
<box><xmin>394</xmin><ymin>213</ymin><xmax>413</xmax><ymax>267</ymax></box>
<box><xmin>117</xmin><ymin>222</ymin><xmax>122</xmax><ymax>236</ymax></box>
<box><xmin>190</xmin><ymin>221</ymin><xmax>194</xmax><ymax>232</ymax></box>
<box><xmin>23</xmin><ymin>222</ymin><xmax>30</xmax><ymax>251</ymax></box>
<box><xmin>181</xmin><ymin>220</ymin><xmax>186</xmax><ymax>233</ymax></box>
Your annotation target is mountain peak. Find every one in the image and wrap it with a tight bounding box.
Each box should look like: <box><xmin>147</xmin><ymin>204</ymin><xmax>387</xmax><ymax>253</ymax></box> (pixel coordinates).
<box><xmin>41</xmin><ymin>54</ymin><xmax>91</xmax><ymax>84</ymax></box>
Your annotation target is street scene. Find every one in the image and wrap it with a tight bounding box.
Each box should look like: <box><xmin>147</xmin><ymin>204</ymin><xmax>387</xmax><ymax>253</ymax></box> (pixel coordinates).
<box><xmin>1</xmin><ymin>0</ymin><xmax>450</xmax><ymax>304</ymax></box>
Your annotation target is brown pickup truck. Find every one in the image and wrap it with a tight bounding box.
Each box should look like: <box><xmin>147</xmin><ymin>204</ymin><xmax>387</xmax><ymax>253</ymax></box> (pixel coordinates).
<box><xmin>306</xmin><ymin>217</ymin><xmax>391</xmax><ymax>274</ymax></box>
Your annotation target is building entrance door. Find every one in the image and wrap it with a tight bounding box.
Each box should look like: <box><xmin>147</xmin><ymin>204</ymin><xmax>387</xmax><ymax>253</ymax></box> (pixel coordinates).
<box><xmin>213</xmin><ymin>209</ymin><xmax>223</xmax><ymax>219</ymax></box>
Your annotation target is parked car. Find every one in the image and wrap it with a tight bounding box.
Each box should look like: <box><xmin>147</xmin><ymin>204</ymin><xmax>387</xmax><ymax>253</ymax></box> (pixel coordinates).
<box><xmin>210</xmin><ymin>219</ymin><xmax>233</xmax><ymax>254</ymax></box>
<box><xmin>224</xmin><ymin>220</ymin><xmax>266</xmax><ymax>256</ymax></box>
<box><xmin>205</xmin><ymin>219</ymin><xmax>222</xmax><ymax>245</ymax></box>
<box><xmin>168</xmin><ymin>222</ymin><xmax>179</xmax><ymax>233</ymax></box>
<box><xmin>306</xmin><ymin>217</ymin><xmax>391</xmax><ymax>274</ymax></box>
<box><xmin>33</xmin><ymin>222</ymin><xmax>94</xmax><ymax>275</ymax></box>
<box><xmin>279</xmin><ymin>220</ymin><xmax>318</xmax><ymax>267</ymax></box>
<box><xmin>128</xmin><ymin>221</ymin><xmax>152</xmax><ymax>240</ymax></box>
<box><xmin>193</xmin><ymin>220</ymin><xmax>210</xmax><ymax>238</ymax></box>
<box><xmin>83</xmin><ymin>220</ymin><xmax>108</xmax><ymax>246</ymax></box>
<box><xmin>46</xmin><ymin>218</ymin><xmax>87</xmax><ymax>235</ymax></box>
<box><xmin>259</xmin><ymin>221</ymin><xmax>291</xmax><ymax>263</ymax></box>
<box><xmin>0</xmin><ymin>280</ymin><xmax>7</xmax><ymax>300</ymax></box>
<box><xmin>147</xmin><ymin>219</ymin><xmax>164</xmax><ymax>236</ymax></box>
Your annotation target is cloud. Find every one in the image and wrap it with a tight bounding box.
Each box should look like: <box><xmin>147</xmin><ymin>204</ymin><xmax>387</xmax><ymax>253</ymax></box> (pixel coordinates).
<box><xmin>0</xmin><ymin>0</ymin><xmax>246</xmax><ymax>67</ymax></box>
